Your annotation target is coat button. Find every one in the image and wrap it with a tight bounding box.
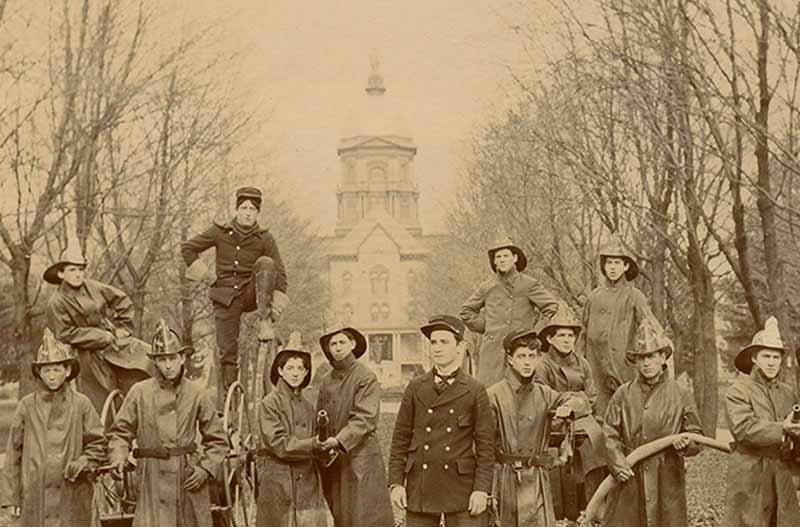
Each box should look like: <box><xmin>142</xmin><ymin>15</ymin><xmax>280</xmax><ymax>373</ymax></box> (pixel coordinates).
<box><xmin>424</xmin><ymin>445</ymin><xmax>430</xmax><ymax>451</ymax></box>
<box><xmin>234</xmin><ymin>285</ymin><xmax>239</xmax><ymax>290</ymax></box>
<box><xmin>422</xmin><ymin>463</ymin><xmax>428</xmax><ymax>470</ymax></box>
<box><xmin>426</xmin><ymin>426</ymin><xmax>432</xmax><ymax>432</ymax></box>
<box><xmin>449</xmin><ymin>409</ymin><xmax>454</xmax><ymax>414</ymax></box>
<box><xmin>229</xmin><ymin>230</ymin><xmax>234</xmax><ymax>235</ymax></box>
<box><xmin>445</xmin><ymin>446</ymin><xmax>450</xmax><ymax>452</ymax></box>
<box><xmin>234</xmin><ymin>260</ymin><xmax>239</xmax><ymax>266</ymax></box>
<box><xmin>427</xmin><ymin>408</ymin><xmax>433</xmax><ymax>414</ymax></box>
<box><xmin>446</xmin><ymin>427</ymin><xmax>452</xmax><ymax>433</ymax></box>
<box><xmin>236</xmin><ymin>246</ymin><xmax>240</xmax><ymax>250</ymax></box>
<box><xmin>444</xmin><ymin>464</ymin><xmax>449</xmax><ymax>470</ymax></box>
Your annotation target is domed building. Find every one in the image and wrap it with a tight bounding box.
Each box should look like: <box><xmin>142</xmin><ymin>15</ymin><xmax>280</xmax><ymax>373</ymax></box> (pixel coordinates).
<box><xmin>322</xmin><ymin>58</ymin><xmax>433</xmax><ymax>387</ymax></box>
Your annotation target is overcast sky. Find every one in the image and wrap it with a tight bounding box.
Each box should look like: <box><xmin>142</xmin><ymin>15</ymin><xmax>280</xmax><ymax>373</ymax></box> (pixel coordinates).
<box><xmin>172</xmin><ymin>0</ymin><xmax>553</xmax><ymax>234</ymax></box>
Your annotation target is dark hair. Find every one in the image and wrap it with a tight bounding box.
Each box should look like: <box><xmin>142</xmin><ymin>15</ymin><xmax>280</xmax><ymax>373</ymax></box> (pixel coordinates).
<box><xmin>276</xmin><ymin>352</ymin><xmax>310</xmax><ymax>372</ymax></box>
<box><xmin>509</xmin><ymin>338</ymin><xmax>540</xmax><ymax>355</ymax></box>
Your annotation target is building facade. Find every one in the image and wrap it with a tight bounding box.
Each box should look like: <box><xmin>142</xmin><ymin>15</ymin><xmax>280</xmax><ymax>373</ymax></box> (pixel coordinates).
<box><xmin>323</xmin><ymin>60</ymin><xmax>431</xmax><ymax>387</ymax></box>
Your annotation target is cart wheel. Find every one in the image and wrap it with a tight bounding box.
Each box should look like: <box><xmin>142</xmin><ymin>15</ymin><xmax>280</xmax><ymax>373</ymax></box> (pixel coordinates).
<box><xmin>227</xmin><ymin>433</ymin><xmax>257</xmax><ymax>527</ymax></box>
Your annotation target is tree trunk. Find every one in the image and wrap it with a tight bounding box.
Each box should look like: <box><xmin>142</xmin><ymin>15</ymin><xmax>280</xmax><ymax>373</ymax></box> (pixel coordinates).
<box><xmin>10</xmin><ymin>252</ymin><xmax>37</xmax><ymax>397</ymax></box>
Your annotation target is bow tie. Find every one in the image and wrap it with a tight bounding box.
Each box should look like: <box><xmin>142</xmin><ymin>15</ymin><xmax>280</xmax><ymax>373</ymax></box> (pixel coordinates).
<box><xmin>434</xmin><ymin>369</ymin><xmax>459</xmax><ymax>383</ymax></box>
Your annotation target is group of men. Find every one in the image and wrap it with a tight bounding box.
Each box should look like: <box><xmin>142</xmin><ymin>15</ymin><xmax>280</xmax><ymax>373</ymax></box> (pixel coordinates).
<box><xmin>2</xmin><ymin>185</ymin><xmax>800</xmax><ymax>527</ymax></box>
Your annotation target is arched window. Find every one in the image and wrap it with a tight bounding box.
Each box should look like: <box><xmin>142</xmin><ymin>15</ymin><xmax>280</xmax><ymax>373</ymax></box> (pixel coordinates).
<box><xmin>380</xmin><ymin>302</ymin><xmax>390</xmax><ymax>320</ymax></box>
<box><xmin>370</xmin><ymin>303</ymin><xmax>381</xmax><ymax>322</ymax></box>
<box><xmin>369</xmin><ymin>265</ymin><xmax>389</xmax><ymax>296</ymax></box>
<box><xmin>342</xmin><ymin>271</ymin><xmax>352</xmax><ymax>294</ymax></box>
<box><xmin>342</xmin><ymin>303</ymin><xmax>354</xmax><ymax>323</ymax></box>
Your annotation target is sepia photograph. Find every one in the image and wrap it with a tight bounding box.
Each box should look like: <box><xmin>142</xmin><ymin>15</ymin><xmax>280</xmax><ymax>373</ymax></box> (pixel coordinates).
<box><xmin>1</xmin><ymin>1</ymin><xmax>800</xmax><ymax>526</ymax></box>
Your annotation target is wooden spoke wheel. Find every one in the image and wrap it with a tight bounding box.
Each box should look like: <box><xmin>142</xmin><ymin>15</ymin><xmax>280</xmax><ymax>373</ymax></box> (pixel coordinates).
<box><xmin>219</xmin><ymin>381</ymin><xmax>257</xmax><ymax>527</ymax></box>
<box><xmin>97</xmin><ymin>390</ymin><xmax>135</xmax><ymax>527</ymax></box>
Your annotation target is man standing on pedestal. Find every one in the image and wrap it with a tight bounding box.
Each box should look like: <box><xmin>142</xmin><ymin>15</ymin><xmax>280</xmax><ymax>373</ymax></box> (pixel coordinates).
<box><xmin>181</xmin><ymin>186</ymin><xmax>289</xmax><ymax>392</ymax></box>
<box><xmin>460</xmin><ymin>236</ymin><xmax>559</xmax><ymax>386</ymax></box>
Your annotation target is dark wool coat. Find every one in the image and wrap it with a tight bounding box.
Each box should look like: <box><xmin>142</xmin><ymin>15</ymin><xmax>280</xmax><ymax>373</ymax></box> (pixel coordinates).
<box><xmin>181</xmin><ymin>220</ymin><xmax>287</xmax><ymax>304</ymax></box>
<box><xmin>577</xmin><ymin>276</ymin><xmax>655</xmax><ymax>415</ymax></box>
<box><xmin>388</xmin><ymin>369</ymin><xmax>495</xmax><ymax>514</ymax></box>
<box><xmin>0</xmin><ymin>384</ymin><xmax>106</xmax><ymax>527</ymax></box>
<box><xmin>460</xmin><ymin>269</ymin><xmax>558</xmax><ymax>386</ymax></box>
<box><xmin>602</xmin><ymin>371</ymin><xmax>701</xmax><ymax>527</ymax></box>
<box><xmin>107</xmin><ymin>375</ymin><xmax>228</xmax><ymax>527</ymax></box>
<box><xmin>316</xmin><ymin>357</ymin><xmax>392</xmax><ymax>527</ymax></box>
<box><xmin>724</xmin><ymin>368</ymin><xmax>800</xmax><ymax>527</ymax></box>
<box><xmin>487</xmin><ymin>372</ymin><xmax>590</xmax><ymax>527</ymax></box>
<box><xmin>257</xmin><ymin>379</ymin><xmax>329</xmax><ymax>526</ymax></box>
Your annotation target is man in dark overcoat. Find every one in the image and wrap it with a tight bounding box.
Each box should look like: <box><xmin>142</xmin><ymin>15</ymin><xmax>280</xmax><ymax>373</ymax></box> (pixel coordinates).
<box><xmin>388</xmin><ymin>315</ymin><xmax>495</xmax><ymax>527</ymax></box>
<box><xmin>181</xmin><ymin>186</ymin><xmax>288</xmax><ymax>390</ymax></box>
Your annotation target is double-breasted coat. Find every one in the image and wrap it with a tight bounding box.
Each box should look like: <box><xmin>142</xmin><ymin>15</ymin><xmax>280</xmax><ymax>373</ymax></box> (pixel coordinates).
<box><xmin>316</xmin><ymin>355</ymin><xmax>392</xmax><ymax>527</ymax></box>
<box><xmin>724</xmin><ymin>368</ymin><xmax>800</xmax><ymax>527</ymax></box>
<box><xmin>533</xmin><ymin>350</ymin><xmax>606</xmax><ymax>475</ymax></box>
<box><xmin>0</xmin><ymin>384</ymin><xmax>106</xmax><ymax>527</ymax></box>
<box><xmin>45</xmin><ymin>279</ymin><xmax>151</xmax><ymax>414</ymax></box>
<box><xmin>181</xmin><ymin>219</ymin><xmax>287</xmax><ymax>305</ymax></box>
<box><xmin>487</xmin><ymin>371</ymin><xmax>590</xmax><ymax>527</ymax></box>
<box><xmin>577</xmin><ymin>276</ymin><xmax>655</xmax><ymax>415</ymax></box>
<box><xmin>460</xmin><ymin>269</ymin><xmax>558</xmax><ymax>386</ymax></box>
<box><xmin>107</xmin><ymin>374</ymin><xmax>228</xmax><ymax>527</ymax></box>
<box><xmin>388</xmin><ymin>369</ymin><xmax>495</xmax><ymax>514</ymax></box>
<box><xmin>257</xmin><ymin>378</ymin><xmax>329</xmax><ymax>526</ymax></box>
<box><xmin>602</xmin><ymin>370</ymin><xmax>701</xmax><ymax>527</ymax></box>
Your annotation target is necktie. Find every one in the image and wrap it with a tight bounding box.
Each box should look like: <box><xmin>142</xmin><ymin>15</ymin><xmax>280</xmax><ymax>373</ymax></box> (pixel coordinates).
<box><xmin>434</xmin><ymin>369</ymin><xmax>458</xmax><ymax>394</ymax></box>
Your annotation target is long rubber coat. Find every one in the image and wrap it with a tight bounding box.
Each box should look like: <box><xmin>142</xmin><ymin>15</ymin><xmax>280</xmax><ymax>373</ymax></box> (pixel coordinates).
<box><xmin>0</xmin><ymin>384</ymin><xmax>106</xmax><ymax>527</ymax></box>
<box><xmin>45</xmin><ymin>279</ymin><xmax>150</xmax><ymax>413</ymax></box>
<box><xmin>487</xmin><ymin>372</ymin><xmax>589</xmax><ymax>527</ymax></box>
<box><xmin>602</xmin><ymin>371</ymin><xmax>701</xmax><ymax>527</ymax></box>
<box><xmin>257</xmin><ymin>379</ymin><xmax>329</xmax><ymax>526</ymax></box>
<box><xmin>460</xmin><ymin>269</ymin><xmax>558</xmax><ymax>386</ymax></box>
<box><xmin>724</xmin><ymin>368</ymin><xmax>800</xmax><ymax>527</ymax></box>
<box><xmin>316</xmin><ymin>356</ymin><xmax>392</xmax><ymax>527</ymax></box>
<box><xmin>107</xmin><ymin>375</ymin><xmax>228</xmax><ymax>527</ymax></box>
<box><xmin>577</xmin><ymin>276</ymin><xmax>654</xmax><ymax>415</ymax></box>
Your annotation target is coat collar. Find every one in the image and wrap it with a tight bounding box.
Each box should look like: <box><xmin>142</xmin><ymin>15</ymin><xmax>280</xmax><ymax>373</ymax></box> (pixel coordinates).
<box><xmin>750</xmin><ymin>366</ymin><xmax>781</xmax><ymax>386</ymax></box>
<box><xmin>416</xmin><ymin>368</ymin><xmax>471</xmax><ymax>409</ymax></box>
<box><xmin>603</xmin><ymin>274</ymin><xmax>630</xmax><ymax>289</ymax></box>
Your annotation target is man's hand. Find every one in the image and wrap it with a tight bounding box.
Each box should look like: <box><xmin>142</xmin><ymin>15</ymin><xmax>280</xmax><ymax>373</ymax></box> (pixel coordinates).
<box><xmin>319</xmin><ymin>437</ymin><xmax>340</xmax><ymax>452</ymax></box>
<box><xmin>555</xmin><ymin>405</ymin><xmax>574</xmax><ymax>419</ymax></box>
<box><xmin>782</xmin><ymin>414</ymin><xmax>800</xmax><ymax>438</ymax></box>
<box><xmin>114</xmin><ymin>328</ymin><xmax>131</xmax><ymax>348</ymax></box>
<box><xmin>183</xmin><ymin>466</ymin><xmax>210</xmax><ymax>491</ymax></box>
<box><xmin>468</xmin><ymin>490</ymin><xmax>488</xmax><ymax>516</ymax></box>
<box><xmin>614</xmin><ymin>466</ymin><xmax>635</xmax><ymax>483</ymax></box>
<box><xmin>389</xmin><ymin>485</ymin><xmax>407</xmax><ymax>510</ymax></box>
<box><xmin>672</xmin><ymin>435</ymin><xmax>694</xmax><ymax>452</ymax></box>
<box><xmin>2</xmin><ymin>505</ymin><xmax>20</xmax><ymax>518</ymax></box>
<box><xmin>64</xmin><ymin>456</ymin><xmax>89</xmax><ymax>482</ymax></box>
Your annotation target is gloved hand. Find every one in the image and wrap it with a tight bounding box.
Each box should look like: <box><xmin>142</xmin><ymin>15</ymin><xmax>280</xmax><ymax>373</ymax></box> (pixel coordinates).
<box><xmin>64</xmin><ymin>456</ymin><xmax>89</xmax><ymax>482</ymax></box>
<box><xmin>468</xmin><ymin>490</ymin><xmax>488</xmax><ymax>516</ymax></box>
<box><xmin>185</xmin><ymin>260</ymin><xmax>216</xmax><ymax>286</ymax></box>
<box><xmin>389</xmin><ymin>485</ymin><xmax>407</xmax><ymax>510</ymax></box>
<box><xmin>183</xmin><ymin>466</ymin><xmax>210</xmax><ymax>491</ymax></box>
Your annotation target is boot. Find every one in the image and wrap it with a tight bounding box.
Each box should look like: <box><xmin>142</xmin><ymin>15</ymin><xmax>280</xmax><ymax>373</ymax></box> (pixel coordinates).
<box><xmin>258</xmin><ymin>317</ymin><xmax>275</xmax><ymax>342</ymax></box>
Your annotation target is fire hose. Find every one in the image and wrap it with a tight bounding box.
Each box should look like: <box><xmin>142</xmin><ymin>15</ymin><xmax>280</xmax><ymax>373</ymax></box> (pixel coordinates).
<box><xmin>584</xmin><ymin>432</ymin><xmax>732</xmax><ymax>525</ymax></box>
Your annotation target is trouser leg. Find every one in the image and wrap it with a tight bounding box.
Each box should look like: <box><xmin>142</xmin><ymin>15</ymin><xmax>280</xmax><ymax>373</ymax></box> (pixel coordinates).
<box><xmin>213</xmin><ymin>297</ymin><xmax>244</xmax><ymax>405</ymax></box>
<box><xmin>443</xmin><ymin>510</ymin><xmax>488</xmax><ymax>527</ymax></box>
<box><xmin>248</xmin><ymin>256</ymin><xmax>277</xmax><ymax>341</ymax></box>
<box><xmin>405</xmin><ymin>511</ymin><xmax>443</xmax><ymax>527</ymax></box>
